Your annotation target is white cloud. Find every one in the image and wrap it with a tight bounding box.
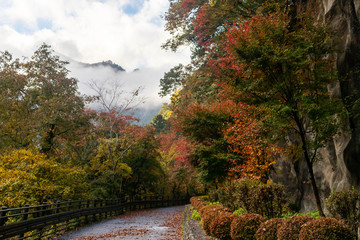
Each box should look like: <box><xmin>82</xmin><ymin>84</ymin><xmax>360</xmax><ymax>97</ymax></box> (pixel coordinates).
<box><xmin>0</xmin><ymin>0</ymin><xmax>190</xmax><ymax>70</ymax></box>
<box><xmin>0</xmin><ymin>0</ymin><xmax>190</xmax><ymax>120</ymax></box>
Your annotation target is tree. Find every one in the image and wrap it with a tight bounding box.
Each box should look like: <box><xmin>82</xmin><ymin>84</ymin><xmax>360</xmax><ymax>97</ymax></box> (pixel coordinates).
<box><xmin>173</xmin><ymin>98</ymin><xmax>241</xmax><ymax>185</ymax></box>
<box><xmin>88</xmin><ymin>77</ymin><xmax>145</xmax><ymax>197</ymax></box>
<box><xmin>123</xmin><ymin>127</ymin><xmax>164</xmax><ymax>196</ymax></box>
<box><xmin>0</xmin><ymin>149</ymin><xmax>88</xmax><ymax>207</ymax></box>
<box><xmin>224</xmin><ymin>101</ymin><xmax>279</xmax><ymax>181</ymax></box>
<box><xmin>24</xmin><ymin>43</ymin><xmax>89</xmax><ymax>155</ymax></box>
<box><xmin>159</xmin><ymin>64</ymin><xmax>188</xmax><ymax>97</ymax></box>
<box><xmin>219</xmin><ymin>6</ymin><xmax>344</xmax><ymax>216</ymax></box>
<box><xmin>151</xmin><ymin>114</ymin><xmax>168</xmax><ymax>134</ymax></box>
<box><xmin>0</xmin><ymin>51</ymin><xmax>32</xmax><ymax>149</ymax></box>
<box><xmin>87</xmin><ymin>137</ymin><xmax>132</xmax><ymax>198</ymax></box>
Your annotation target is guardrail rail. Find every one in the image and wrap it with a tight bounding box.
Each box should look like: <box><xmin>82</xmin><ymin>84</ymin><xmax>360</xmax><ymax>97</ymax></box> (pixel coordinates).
<box><xmin>0</xmin><ymin>196</ymin><xmax>188</xmax><ymax>240</ymax></box>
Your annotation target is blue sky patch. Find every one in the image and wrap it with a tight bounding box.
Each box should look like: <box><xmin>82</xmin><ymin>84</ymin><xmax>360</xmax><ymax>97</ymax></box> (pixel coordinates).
<box><xmin>10</xmin><ymin>18</ymin><xmax>53</xmax><ymax>35</ymax></box>
<box><xmin>123</xmin><ymin>0</ymin><xmax>145</xmax><ymax>16</ymax></box>
<box><xmin>37</xmin><ymin>18</ymin><xmax>53</xmax><ymax>30</ymax></box>
<box><xmin>13</xmin><ymin>22</ymin><xmax>33</xmax><ymax>34</ymax></box>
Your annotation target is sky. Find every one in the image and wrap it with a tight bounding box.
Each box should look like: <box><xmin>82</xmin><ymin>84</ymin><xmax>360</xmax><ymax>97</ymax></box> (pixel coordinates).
<box><xmin>0</xmin><ymin>0</ymin><xmax>191</xmax><ymax>113</ymax></box>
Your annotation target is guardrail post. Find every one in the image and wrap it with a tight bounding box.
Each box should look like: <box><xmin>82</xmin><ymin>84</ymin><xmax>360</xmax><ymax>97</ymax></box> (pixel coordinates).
<box><xmin>129</xmin><ymin>196</ymin><xmax>132</xmax><ymax>211</ymax></box>
<box><xmin>42</xmin><ymin>202</ymin><xmax>47</xmax><ymax>216</ymax></box>
<box><xmin>0</xmin><ymin>206</ymin><xmax>8</xmax><ymax>226</ymax></box>
<box><xmin>105</xmin><ymin>199</ymin><xmax>108</xmax><ymax>218</ymax></box>
<box><xmin>117</xmin><ymin>198</ymin><xmax>121</xmax><ymax>215</ymax></box>
<box><xmin>19</xmin><ymin>204</ymin><xmax>30</xmax><ymax>238</ymax></box>
<box><xmin>77</xmin><ymin>199</ymin><xmax>82</xmax><ymax>225</ymax></box>
<box><xmin>55</xmin><ymin>201</ymin><xmax>60</xmax><ymax>214</ymax></box>
<box><xmin>67</xmin><ymin>200</ymin><xmax>72</xmax><ymax>211</ymax></box>
<box><xmin>54</xmin><ymin>201</ymin><xmax>60</xmax><ymax>235</ymax></box>
<box><xmin>93</xmin><ymin>199</ymin><xmax>97</xmax><ymax>222</ymax></box>
<box><xmin>23</xmin><ymin>204</ymin><xmax>30</xmax><ymax>221</ymax></box>
<box><xmin>66</xmin><ymin>200</ymin><xmax>72</xmax><ymax>231</ymax></box>
<box><xmin>99</xmin><ymin>199</ymin><xmax>103</xmax><ymax>220</ymax></box>
<box><xmin>85</xmin><ymin>199</ymin><xmax>90</xmax><ymax>223</ymax></box>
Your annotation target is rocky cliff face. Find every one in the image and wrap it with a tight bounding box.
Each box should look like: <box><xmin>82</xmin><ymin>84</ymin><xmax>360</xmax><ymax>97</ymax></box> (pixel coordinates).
<box><xmin>271</xmin><ymin>0</ymin><xmax>360</xmax><ymax>212</ymax></box>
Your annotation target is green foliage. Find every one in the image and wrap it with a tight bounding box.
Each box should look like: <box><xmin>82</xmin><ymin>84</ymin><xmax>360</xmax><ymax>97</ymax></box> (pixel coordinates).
<box><xmin>282</xmin><ymin>210</ymin><xmax>320</xmax><ymax>219</ymax></box>
<box><xmin>299</xmin><ymin>218</ymin><xmax>356</xmax><ymax>240</ymax></box>
<box><xmin>255</xmin><ymin>218</ymin><xmax>285</xmax><ymax>240</ymax></box>
<box><xmin>326</xmin><ymin>189</ymin><xmax>360</xmax><ymax>236</ymax></box>
<box><xmin>191</xmin><ymin>209</ymin><xmax>201</xmax><ymax>221</ymax></box>
<box><xmin>159</xmin><ymin>64</ymin><xmax>188</xmax><ymax>97</ymax></box>
<box><xmin>86</xmin><ymin>138</ymin><xmax>132</xmax><ymax>198</ymax></box>
<box><xmin>233</xmin><ymin>208</ymin><xmax>247</xmax><ymax>216</ymax></box>
<box><xmin>230</xmin><ymin>213</ymin><xmax>265</xmax><ymax>240</ymax></box>
<box><xmin>123</xmin><ymin>129</ymin><xmax>165</xmax><ymax>196</ymax></box>
<box><xmin>174</xmin><ymin>100</ymin><xmax>240</xmax><ymax>185</ymax></box>
<box><xmin>151</xmin><ymin>114</ymin><xmax>168</xmax><ymax>134</ymax></box>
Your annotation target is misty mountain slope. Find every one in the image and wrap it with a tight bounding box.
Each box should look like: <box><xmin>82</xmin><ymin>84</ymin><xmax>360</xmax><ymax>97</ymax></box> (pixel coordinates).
<box><xmin>80</xmin><ymin>60</ymin><xmax>126</xmax><ymax>72</ymax></box>
<box><xmin>65</xmin><ymin>58</ymin><xmax>170</xmax><ymax>125</ymax></box>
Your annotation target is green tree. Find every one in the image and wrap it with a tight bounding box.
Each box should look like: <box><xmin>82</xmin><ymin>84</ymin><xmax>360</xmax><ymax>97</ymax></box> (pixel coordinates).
<box><xmin>123</xmin><ymin>128</ymin><xmax>164</xmax><ymax>196</ymax></box>
<box><xmin>159</xmin><ymin>64</ymin><xmax>188</xmax><ymax>97</ymax></box>
<box><xmin>87</xmin><ymin>137</ymin><xmax>132</xmax><ymax>198</ymax></box>
<box><xmin>151</xmin><ymin>114</ymin><xmax>168</xmax><ymax>134</ymax></box>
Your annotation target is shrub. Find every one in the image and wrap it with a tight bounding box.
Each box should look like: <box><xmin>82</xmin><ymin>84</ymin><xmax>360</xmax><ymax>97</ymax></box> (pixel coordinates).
<box><xmin>326</xmin><ymin>189</ymin><xmax>360</xmax><ymax>236</ymax></box>
<box><xmin>215</xmin><ymin>179</ymin><xmax>288</xmax><ymax>218</ymax></box>
<box><xmin>255</xmin><ymin>218</ymin><xmax>285</xmax><ymax>240</ymax></box>
<box><xmin>277</xmin><ymin>215</ymin><xmax>314</xmax><ymax>240</ymax></box>
<box><xmin>190</xmin><ymin>196</ymin><xmax>207</xmax><ymax>212</ymax></box>
<box><xmin>199</xmin><ymin>203</ymin><xmax>231</xmax><ymax>218</ymax></box>
<box><xmin>248</xmin><ymin>181</ymin><xmax>288</xmax><ymax>218</ymax></box>
<box><xmin>209</xmin><ymin>213</ymin><xmax>236</xmax><ymax>240</ymax></box>
<box><xmin>216</xmin><ymin>181</ymin><xmax>239</xmax><ymax>210</ymax></box>
<box><xmin>299</xmin><ymin>218</ymin><xmax>356</xmax><ymax>240</ymax></box>
<box><xmin>230</xmin><ymin>213</ymin><xmax>265</xmax><ymax>240</ymax></box>
<box><xmin>201</xmin><ymin>204</ymin><xmax>232</xmax><ymax>235</ymax></box>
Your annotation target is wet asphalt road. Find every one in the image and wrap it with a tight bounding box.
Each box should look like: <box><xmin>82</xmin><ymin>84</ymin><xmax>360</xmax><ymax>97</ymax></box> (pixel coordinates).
<box><xmin>58</xmin><ymin>205</ymin><xmax>184</xmax><ymax>240</ymax></box>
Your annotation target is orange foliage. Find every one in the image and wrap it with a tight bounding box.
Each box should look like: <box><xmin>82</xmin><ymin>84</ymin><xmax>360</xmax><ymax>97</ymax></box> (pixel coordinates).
<box><xmin>224</xmin><ymin>101</ymin><xmax>280</xmax><ymax>181</ymax></box>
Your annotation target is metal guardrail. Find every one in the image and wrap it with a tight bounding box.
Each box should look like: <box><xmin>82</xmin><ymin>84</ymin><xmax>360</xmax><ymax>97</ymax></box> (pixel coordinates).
<box><xmin>0</xmin><ymin>196</ymin><xmax>188</xmax><ymax>240</ymax></box>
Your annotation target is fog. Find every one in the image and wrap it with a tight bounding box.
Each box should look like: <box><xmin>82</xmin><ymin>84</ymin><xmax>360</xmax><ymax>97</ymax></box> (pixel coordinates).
<box><xmin>67</xmin><ymin>60</ymin><xmax>171</xmax><ymax>124</ymax></box>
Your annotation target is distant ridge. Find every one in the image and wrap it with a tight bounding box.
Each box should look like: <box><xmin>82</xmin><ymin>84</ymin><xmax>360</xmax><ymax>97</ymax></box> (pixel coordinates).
<box><xmin>81</xmin><ymin>60</ymin><xmax>126</xmax><ymax>72</ymax></box>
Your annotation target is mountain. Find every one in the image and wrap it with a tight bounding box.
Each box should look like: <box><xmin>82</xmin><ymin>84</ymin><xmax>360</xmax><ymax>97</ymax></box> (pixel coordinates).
<box><xmin>80</xmin><ymin>60</ymin><xmax>126</xmax><ymax>72</ymax></box>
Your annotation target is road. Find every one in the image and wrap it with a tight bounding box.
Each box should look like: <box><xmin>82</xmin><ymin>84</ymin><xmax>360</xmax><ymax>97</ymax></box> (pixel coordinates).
<box><xmin>58</xmin><ymin>205</ymin><xmax>184</xmax><ymax>240</ymax></box>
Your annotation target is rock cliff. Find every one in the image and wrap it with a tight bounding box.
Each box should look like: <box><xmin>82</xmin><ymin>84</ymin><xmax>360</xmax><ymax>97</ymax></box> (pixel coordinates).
<box><xmin>271</xmin><ymin>0</ymin><xmax>360</xmax><ymax>212</ymax></box>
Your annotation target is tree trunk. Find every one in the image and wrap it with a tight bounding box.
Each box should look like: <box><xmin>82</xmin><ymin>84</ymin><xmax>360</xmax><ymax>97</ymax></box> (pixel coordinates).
<box><xmin>293</xmin><ymin>112</ymin><xmax>325</xmax><ymax>217</ymax></box>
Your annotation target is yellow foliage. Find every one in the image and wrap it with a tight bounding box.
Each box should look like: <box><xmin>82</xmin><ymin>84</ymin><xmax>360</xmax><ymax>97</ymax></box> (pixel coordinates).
<box><xmin>0</xmin><ymin>149</ymin><xmax>88</xmax><ymax>207</ymax></box>
<box><xmin>170</xmin><ymin>89</ymin><xmax>181</xmax><ymax>106</ymax></box>
<box><xmin>88</xmin><ymin>138</ymin><xmax>132</xmax><ymax>178</ymax></box>
<box><xmin>209</xmin><ymin>0</ymin><xmax>217</xmax><ymax>7</ymax></box>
